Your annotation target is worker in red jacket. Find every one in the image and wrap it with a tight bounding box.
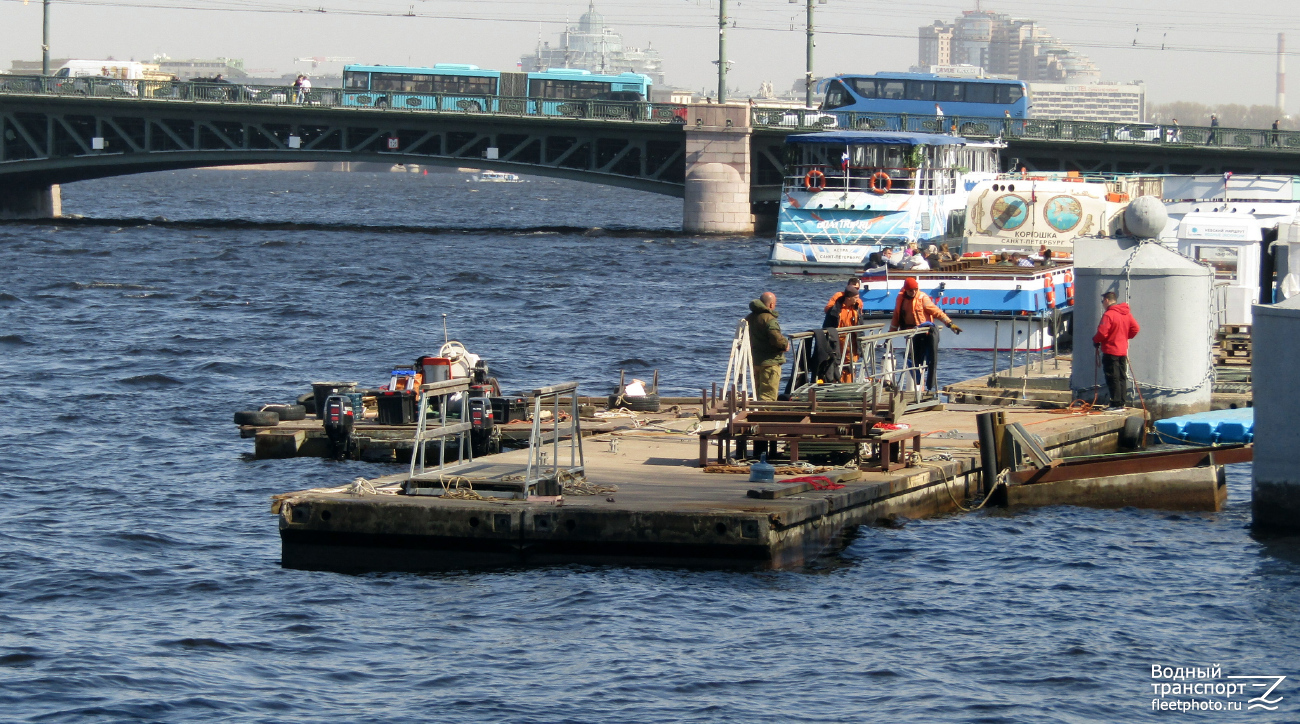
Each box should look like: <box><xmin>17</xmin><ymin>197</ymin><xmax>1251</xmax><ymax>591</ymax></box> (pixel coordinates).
<box><xmin>890</xmin><ymin>277</ymin><xmax>962</xmax><ymax>391</ymax></box>
<box><xmin>1092</xmin><ymin>291</ymin><xmax>1140</xmax><ymax>411</ymax></box>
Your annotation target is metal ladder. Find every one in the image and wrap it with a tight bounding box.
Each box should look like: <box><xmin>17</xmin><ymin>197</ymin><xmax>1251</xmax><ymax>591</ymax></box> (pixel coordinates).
<box><xmin>406</xmin><ymin>377</ymin><xmax>473</xmax><ymax>487</ymax></box>
<box><xmin>523</xmin><ymin>381</ymin><xmax>585</xmax><ymax>497</ymax></box>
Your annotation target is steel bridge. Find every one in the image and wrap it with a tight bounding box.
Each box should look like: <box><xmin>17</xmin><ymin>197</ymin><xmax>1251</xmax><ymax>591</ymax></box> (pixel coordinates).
<box><xmin>5</xmin><ymin>75</ymin><xmax>1300</xmax><ymax>229</ymax></box>
<box><xmin>0</xmin><ymin>75</ymin><xmax>689</xmax><ymax>217</ymax></box>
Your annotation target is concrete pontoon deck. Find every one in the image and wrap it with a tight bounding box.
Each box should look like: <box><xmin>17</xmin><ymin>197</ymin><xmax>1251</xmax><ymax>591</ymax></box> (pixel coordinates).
<box><xmin>273</xmin><ymin>403</ymin><xmax>1168</xmax><ymax>572</ymax></box>
<box><xmin>943</xmin><ymin>355</ymin><xmax>1253</xmax><ymax>410</ymax></box>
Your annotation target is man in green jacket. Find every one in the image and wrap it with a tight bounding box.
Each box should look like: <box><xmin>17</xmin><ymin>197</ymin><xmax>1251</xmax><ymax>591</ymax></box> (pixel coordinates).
<box><xmin>746</xmin><ymin>292</ymin><xmax>789</xmax><ymax>401</ymax></box>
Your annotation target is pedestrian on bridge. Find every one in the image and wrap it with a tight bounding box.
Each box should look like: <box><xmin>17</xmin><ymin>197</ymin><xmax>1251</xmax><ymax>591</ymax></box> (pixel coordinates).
<box><xmin>1207</xmin><ymin>114</ymin><xmax>1219</xmax><ymax>145</ymax></box>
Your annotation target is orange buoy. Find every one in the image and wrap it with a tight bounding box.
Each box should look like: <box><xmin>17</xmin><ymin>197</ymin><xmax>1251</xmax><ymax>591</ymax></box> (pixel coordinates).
<box><xmin>869</xmin><ymin>171</ymin><xmax>891</xmax><ymax>195</ymax></box>
<box><xmin>804</xmin><ymin>169</ymin><xmax>826</xmax><ymax>192</ymax></box>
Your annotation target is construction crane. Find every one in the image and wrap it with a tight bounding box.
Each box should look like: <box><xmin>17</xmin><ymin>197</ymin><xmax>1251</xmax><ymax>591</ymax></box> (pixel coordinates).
<box><xmin>293</xmin><ymin>56</ymin><xmax>354</xmax><ymax>69</ymax></box>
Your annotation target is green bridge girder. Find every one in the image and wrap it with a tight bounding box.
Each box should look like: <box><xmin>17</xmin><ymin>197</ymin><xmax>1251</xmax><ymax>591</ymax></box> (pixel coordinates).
<box><xmin>0</xmin><ymin>93</ymin><xmax>687</xmax><ymax>196</ymax></box>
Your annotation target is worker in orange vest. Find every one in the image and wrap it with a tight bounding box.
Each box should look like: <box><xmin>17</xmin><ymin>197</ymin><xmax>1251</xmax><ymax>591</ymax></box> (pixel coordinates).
<box><xmin>823</xmin><ymin>277</ymin><xmax>863</xmax><ymax>382</ymax></box>
<box><xmin>890</xmin><ymin>277</ymin><xmax>962</xmax><ymax>390</ymax></box>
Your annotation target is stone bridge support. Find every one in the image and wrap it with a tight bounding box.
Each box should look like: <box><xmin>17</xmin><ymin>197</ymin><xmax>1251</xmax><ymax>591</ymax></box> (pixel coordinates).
<box><xmin>683</xmin><ymin>104</ymin><xmax>753</xmax><ymax>235</ymax></box>
<box><xmin>0</xmin><ymin>184</ymin><xmax>61</xmax><ymax>219</ymax></box>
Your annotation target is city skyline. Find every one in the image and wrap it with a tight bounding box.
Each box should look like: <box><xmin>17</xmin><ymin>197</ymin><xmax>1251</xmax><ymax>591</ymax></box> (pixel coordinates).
<box><xmin>1</xmin><ymin>0</ymin><xmax>1297</xmax><ymax>109</ymax></box>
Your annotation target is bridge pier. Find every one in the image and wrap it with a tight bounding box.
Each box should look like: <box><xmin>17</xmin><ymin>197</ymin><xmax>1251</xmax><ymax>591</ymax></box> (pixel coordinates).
<box><xmin>683</xmin><ymin>104</ymin><xmax>753</xmax><ymax>235</ymax></box>
<box><xmin>0</xmin><ymin>184</ymin><xmax>61</xmax><ymax>219</ymax></box>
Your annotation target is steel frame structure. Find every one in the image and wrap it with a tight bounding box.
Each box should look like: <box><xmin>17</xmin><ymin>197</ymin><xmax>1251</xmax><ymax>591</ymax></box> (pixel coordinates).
<box><xmin>0</xmin><ymin>93</ymin><xmax>686</xmax><ymax>195</ymax></box>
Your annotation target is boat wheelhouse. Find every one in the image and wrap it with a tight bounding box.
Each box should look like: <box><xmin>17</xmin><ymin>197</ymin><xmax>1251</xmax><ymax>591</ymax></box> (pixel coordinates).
<box><xmin>770</xmin><ymin>130</ymin><xmax>1001</xmax><ymax>275</ymax></box>
<box><xmin>963</xmin><ymin>173</ymin><xmax>1162</xmax><ymax>255</ymax></box>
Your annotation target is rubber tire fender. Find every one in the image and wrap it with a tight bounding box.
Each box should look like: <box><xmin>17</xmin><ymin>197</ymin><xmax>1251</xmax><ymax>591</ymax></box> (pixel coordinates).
<box><xmin>296</xmin><ymin>392</ymin><xmax>317</xmax><ymax>415</ymax></box>
<box><xmin>234</xmin><ymin>410</ymin><xmax>280</xmax><ymax>426</ymax></box>
<box><xmin>265</xmin><ymin>404</ymin><xmax>306</xmax><ymax>421</ymax></box>
<box><xmin>1119</xmin><ymin>414</ymin><xmax>1147</xmax><ymax>450</ymax></box>
<box><xmin>608</xmin><ymin>393</ymin><xmax>661</xmax><ymax>412</ymax></box>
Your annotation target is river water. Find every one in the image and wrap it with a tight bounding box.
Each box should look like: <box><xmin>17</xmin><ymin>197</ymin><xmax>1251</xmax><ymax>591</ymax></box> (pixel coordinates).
<box><xmin>1</xmin><ymin>169</ymin><xmax>1296</xmax><ymax>723</ymax></box>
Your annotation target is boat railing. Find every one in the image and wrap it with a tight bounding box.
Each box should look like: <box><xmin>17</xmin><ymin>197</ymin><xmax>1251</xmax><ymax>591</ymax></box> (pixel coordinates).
<box><xmin>783</xmin><ymin>165</ymin><xmax>962</xmax><ymax>195</ymax></box>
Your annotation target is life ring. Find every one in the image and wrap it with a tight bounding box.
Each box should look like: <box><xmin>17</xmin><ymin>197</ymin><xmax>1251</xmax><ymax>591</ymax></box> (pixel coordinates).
<box><xmin>1044</xmin><ymin>275</ymin><xmax>1056</xmax><ymax>308</ymax></box>
<box><xmin>804</xmin><ymin>169</ymin><xmax>826</xmax><ymax>192</ymax></box>
<box><xmin>869</xmin><ymin>172</ymin><xmax>891</xmax><ymax>195</ymax></box>
<box><xmin>1063</xmin><ymin>270</ymin><xmax>1074</xmax><ymax>306</ymax></box>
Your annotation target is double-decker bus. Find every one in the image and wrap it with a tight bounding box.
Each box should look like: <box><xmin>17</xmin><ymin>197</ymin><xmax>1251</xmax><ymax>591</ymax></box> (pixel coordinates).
<box><xmin>819</xmin><ymin>72</ymin><xmax>1029</xmax><ymax>119</ymax></box>
<box><xmin>341</xmin><ymin>64</ymin><xmax>655</xmax><ymax>118</ymax></box>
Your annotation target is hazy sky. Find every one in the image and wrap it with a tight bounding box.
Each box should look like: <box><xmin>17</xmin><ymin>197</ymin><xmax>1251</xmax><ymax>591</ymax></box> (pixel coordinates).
<box><xmin>2</xmin><ymin>0</ymin><xmax>1297</xmax><ymax>111</ymax></box>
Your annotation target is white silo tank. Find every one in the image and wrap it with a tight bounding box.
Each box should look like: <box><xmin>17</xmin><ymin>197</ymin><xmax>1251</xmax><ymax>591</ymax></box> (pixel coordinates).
<box><xmin>1253</xmin><ymin>294</ymin><xmax>1300</xmax><ymax>532</ymax></box>
<box><xmin>1070</xmin><ymin>237</ymin><xmax>1214</xmax><ymax>419</ymax></box>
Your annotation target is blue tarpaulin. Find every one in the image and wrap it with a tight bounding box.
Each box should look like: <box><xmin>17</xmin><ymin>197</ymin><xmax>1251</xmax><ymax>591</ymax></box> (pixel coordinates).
<box><xmin>785</xmin><ymin>131</ymin><xmax>970</xmax><ymax>146</ymax></box>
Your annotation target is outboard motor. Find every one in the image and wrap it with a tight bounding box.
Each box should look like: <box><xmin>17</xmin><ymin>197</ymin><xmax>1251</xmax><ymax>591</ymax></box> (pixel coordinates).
<box><xmin>468</xmin><ymin>396</ymin><xmax>498</xmax><ymax>456</ymax></box>
<box><xmin>322</xmin><ymin>394</ymin><xmax>355</xmax><ymax>460</ymax></box>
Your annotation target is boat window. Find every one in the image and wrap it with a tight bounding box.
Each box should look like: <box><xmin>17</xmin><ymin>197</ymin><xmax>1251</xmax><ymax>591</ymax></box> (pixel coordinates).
<box><xmin>964</xmin><ymin>82</ymin><xmax>996</xmax><ymax>104</ymax></box>
<box><xmin>823</xmin><ymin>80</ymin><xmax>854</xmax><ymax>110</ymax></box>
<box><xmin>1194</xmin><ymin>245</ymin><xmax>1239</xmax><ymax>279</ymax></box>
<box><xmin>905</xmin><ymin>81</ymin><xmax>936</xmax><ymax>101</ymax></box>
<box><xmin>886</xmin><ymin>145</ymin><xmax>907</xmax><ymax>168</ymax></box>
<box><xmin>935</xmin><ymin>82</ymin><xmax>963</xmax><ymax>102</ymax></box>
<box><xmin>849</xmin><ymin>78</ymin><xmax>878</xmax><ymax>98</ymax></box>
<box><xmin>343</xmin><ymin>71</ymin><xmax>370</xmax><ymax>90</ymax></box>
<box><xmin>878</xmin><ymin>81</ymin><xmax>905</xmax><ymax>100</ymax></box>
<box><xmin>851</xmin><ymin>144</ymin><xmax>885</xmax><ymax>167</ymax></box>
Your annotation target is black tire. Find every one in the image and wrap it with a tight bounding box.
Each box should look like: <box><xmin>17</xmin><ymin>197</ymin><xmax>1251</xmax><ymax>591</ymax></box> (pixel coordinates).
<box><xmin>266</xmin><ymin>404</ymin><xmax>306</xmax><ymax>421</ymax></box>
<box><xmin>234</xmin><ymin>410</ymin><xmax>279</xmax><ymax>426</ymax></box>
<box><xmin>608</xmin><ymin>393</ymin><xmax>660</xmax><ymax>412</ymax></box>
<box><xmin>1120</xmin><ymin>414</ymin><xmax>1146</xmax><ymax>450</ymax></box>
<box><xmin>296</xmin><ymin>392</ymin><xmax>316</xmax><ymax>415</ymax></box>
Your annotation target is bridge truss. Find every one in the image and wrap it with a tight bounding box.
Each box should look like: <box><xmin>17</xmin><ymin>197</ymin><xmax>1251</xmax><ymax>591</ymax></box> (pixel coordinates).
<box><xmin>0</xmin><ymin>91</ymin><xmax>686</xmax><ymax>195</ymax></box>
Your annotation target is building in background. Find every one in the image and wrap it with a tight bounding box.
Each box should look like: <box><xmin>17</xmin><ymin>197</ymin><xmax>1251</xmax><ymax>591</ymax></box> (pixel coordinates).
<box><xmin>155</xmin><ymin>56</ymin><xmax>247</xmax><ymax>81</ymax></box>
<box><xmin>8</xmin><ymin>59</ymin><xmax>72</xmax><ymax>74</ymax></box>
<box><xmin>1027</xmin><ymin>81</ymin><xmax>1146</xmax><ymax>123</ymax></box>
<box><xmin>919</xmin><ymin>9</ymin><xmax>1099</xmax><ymax>84</ymax></box>
<box><xmin>520</xmin><ymin>2</ymin><xmax>665</xmax><ymax>86</ymax></box>
<box><xmin>915</xmin><ymin>7</ymin><xmax>1148</xmax><ymax>122</ymax></box>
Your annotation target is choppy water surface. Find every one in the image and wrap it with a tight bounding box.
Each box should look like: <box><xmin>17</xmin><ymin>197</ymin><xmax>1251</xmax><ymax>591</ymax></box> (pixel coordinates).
<box><xmin>2</xmin><ymin>170</ymin><xmax>1297</xmax><ymax>723</ymax></box>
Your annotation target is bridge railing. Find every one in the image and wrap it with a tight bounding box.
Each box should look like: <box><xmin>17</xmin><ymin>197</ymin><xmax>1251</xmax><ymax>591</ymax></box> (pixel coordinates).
<box><xmin>752</xmin><ymin>106</ymin><xmax>1300</xmax><ymax>154</ymax></box>
<box><xmin>0</xmin><ymin>74</ymin><xmax>689</xmax><ymax>124</ymax></box>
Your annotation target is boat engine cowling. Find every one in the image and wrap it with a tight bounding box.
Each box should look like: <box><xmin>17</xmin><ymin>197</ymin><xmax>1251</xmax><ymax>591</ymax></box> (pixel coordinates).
<box><xmin>322</xmin><ymin>394</ymin><xmax>355</xmax><ymax>459</ymax></box>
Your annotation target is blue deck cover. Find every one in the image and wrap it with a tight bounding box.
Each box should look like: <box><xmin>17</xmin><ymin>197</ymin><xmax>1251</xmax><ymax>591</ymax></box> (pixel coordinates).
<box><xmin>1153</xmin><ymin>407</ymin><xmax>1254</xmax><ymax>445</ymax></box>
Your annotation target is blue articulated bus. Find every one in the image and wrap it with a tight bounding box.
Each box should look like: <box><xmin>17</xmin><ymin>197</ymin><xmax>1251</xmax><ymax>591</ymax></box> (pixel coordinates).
<box><xmin>820</xmin><ymin>72</ymin><xmax>1029</xmax><ymax>119</ymax></box>
<box><xmin>341</xmin><ymin>64</ymin><xmax>654</xmax><ymax>118</ymax></box>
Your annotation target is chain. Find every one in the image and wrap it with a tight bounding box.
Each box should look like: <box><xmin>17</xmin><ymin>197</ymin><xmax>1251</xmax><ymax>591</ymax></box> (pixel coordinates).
<box><xmin>1112</xmin><ymin>240</ymin><xmax>1216</xmax><ymax>396</ymax></box>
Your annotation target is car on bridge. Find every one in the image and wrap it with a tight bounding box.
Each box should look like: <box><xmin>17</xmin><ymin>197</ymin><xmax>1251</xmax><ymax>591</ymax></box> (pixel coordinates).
<box><xmin>1113</xmin><ymin>124</ymin><xmax>1162</xmax><ymax>142</ymax></box>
